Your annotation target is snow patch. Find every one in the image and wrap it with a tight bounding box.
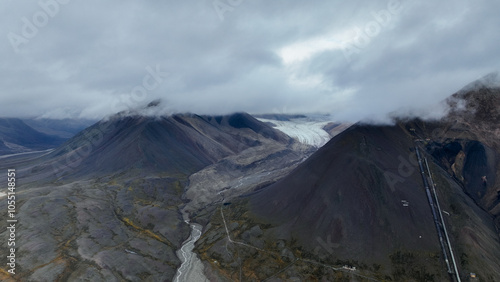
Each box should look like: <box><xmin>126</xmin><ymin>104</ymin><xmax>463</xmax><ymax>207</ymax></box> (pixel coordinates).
<box><xmin>257</xmin><ymin>116</ymin><xmax>333</xmax><ymax>147</ymax></box>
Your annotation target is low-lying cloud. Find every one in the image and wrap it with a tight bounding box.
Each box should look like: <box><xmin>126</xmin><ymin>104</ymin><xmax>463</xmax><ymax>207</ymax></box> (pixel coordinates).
<box><xmin>0</xmin><ymin>0</ymin><xmax>499</xmax><ymax>122</ymax></box>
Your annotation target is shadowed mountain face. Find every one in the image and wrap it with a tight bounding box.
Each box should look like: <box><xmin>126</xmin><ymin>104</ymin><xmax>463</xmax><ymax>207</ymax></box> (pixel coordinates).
<box><xmin>10</xmin><ymin>112</ymin><xmax>293</xmax><ymax>183</ymax></box>
<box><xmin>0</xmin><ymin>139</ymin><xmax>10</xmax><ymax>152</ymax></box>
<box><xmin>22</xmin><ymin>118</ymin><xmax>97</xmax><ymax>139</ymax></box>
<box><xmin>251</xmin><ymin>125</ymin><xmax>440</xmax><ymax>261</ymax></box>
<box><xmin>195</xmin><ymin>83</ymin><xmax>500</xmax><ymax>281</ymax></box>
<box><xmin>0</xmin><ymin>118</ymin><xmax>66</xmax><ymax>155</ymax></box>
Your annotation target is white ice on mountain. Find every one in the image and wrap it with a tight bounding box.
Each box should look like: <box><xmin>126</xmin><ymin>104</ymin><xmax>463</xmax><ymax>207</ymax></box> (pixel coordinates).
<box><xmin>257</xmin><ymin>115</ymin><xmax>335</xmax><ymax>148</ymax></box>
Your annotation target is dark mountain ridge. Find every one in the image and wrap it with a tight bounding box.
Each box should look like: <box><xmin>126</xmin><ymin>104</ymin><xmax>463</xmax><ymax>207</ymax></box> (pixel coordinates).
<box><xmin>0</xmin><ymin>118</ymin><xmax>66</xmax><ymax>155</ymax></box>
<box><xmin>23</xmin><ymin>118</ymin><xmax>97</xmax><ymax>139</ymax></box>
<box><xmin>5</xmin><ymin>112</ymin><xmax>293</xmax><ymax>184</ymax></box>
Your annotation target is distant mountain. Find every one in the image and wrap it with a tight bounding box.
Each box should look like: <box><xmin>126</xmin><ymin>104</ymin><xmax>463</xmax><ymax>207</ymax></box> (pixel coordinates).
<box><xmin>195</xmin><ymin>76</ymin><xmax>500</xmax><ymax>281</ymax></box>
<box><xmin>23</xmin><ymin>118</ymin><xmax>97</xmax><ymax>139</ymax></box>
<box><xmin>20</xmin><ymin>112</ymin><xmax>293</xmax><ymax>181</ymax></box>
<box><xmin>0</xmin><ymin>118</ymin><xmax>66</xmax><ymax>155</ymax></box>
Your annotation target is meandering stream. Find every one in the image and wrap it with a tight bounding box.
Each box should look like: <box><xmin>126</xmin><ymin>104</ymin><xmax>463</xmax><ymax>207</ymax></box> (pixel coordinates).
<box><xmin>173</xmin><ymin>221</ymin><xmax>208</xmax><ymax>282</ymax></box>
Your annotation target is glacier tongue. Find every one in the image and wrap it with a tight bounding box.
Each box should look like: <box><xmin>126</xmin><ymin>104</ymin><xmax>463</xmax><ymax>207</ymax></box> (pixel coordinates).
<box><xmin>257</xmin><ymin>116</ymin><xmax>347</xmax><ymax>148</ymax></box>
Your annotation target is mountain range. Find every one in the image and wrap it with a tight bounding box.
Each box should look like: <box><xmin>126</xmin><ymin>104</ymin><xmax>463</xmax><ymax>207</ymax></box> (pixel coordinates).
<box><xmin>0</xmin><ymin>75</ymin><xmax>499</xmax><ymax>281</ymax></box>
<box><xmin>0</xmin><ymin>112</ymin><xmax>320</xmax><ymax>281</ymax></box>
<box><xmin>0</xmin><ymin>118</ymin><xmax>94</xmax><ymax>156</ymax></box>
<box><xmin>194</xmin><ymin>77</ymin><xmax>500</xmax><ymax>281</ymax></box>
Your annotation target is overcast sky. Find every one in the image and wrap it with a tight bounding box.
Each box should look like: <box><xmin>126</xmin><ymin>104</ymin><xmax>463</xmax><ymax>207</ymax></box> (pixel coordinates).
<box><xmin>0</xmin><ymin>0</ymin><xmax>499</xmax><ymax>122</ymax></box>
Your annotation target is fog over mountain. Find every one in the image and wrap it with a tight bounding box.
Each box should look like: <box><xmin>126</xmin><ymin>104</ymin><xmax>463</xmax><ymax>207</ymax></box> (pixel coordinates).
<box><xmin>193</xmin><ymin>74</ymin><xmax>500</xmax><ymax>281</ymax></box>
<box><xmin>1</xmin><ymin>0</ymin><xmax>499</xmax><ymax>121</ymax></box>
<box><xmin>1</xmin><ymin>1</ymin><xmax>500</xmax><ymax>281</ymax></box>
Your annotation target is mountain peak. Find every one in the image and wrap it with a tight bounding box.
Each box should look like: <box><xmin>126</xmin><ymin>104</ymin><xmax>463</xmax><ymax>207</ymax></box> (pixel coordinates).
<box><xmin>458</xmin><ymin>71</ymin><xmax>500</xmax><ymax>93</ymax></box>
<box><xmin>146</xmin><ymin>99</ymin><xmax>162</xmax><ymax>108</ymax></box>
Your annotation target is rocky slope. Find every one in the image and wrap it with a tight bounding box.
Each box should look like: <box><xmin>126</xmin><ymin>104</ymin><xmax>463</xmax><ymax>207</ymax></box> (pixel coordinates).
<box><xmin>194</xmin><ymin>76</ymin><xmax>500</xmax><ymax>281</ymax></box>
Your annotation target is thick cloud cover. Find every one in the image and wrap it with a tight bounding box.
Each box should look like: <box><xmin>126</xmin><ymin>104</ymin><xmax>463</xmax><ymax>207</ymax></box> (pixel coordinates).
<box><xmin>0</xmin><ymin>0</ymin><xmax>499</xmax><ymax>122</ymax></box>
